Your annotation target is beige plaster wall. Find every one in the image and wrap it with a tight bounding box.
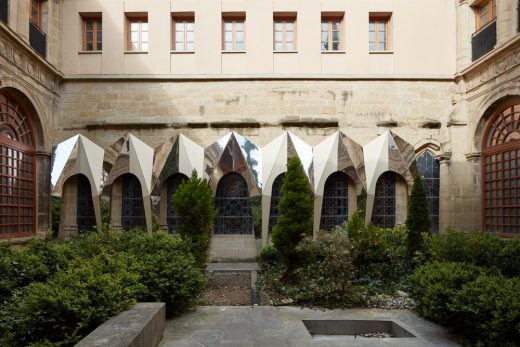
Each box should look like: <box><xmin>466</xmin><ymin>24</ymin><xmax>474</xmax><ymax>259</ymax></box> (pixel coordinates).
<box><xmin>61</xmin><ymin>0</ymin><xmax>456</xmax><ymax>77</ymax></box>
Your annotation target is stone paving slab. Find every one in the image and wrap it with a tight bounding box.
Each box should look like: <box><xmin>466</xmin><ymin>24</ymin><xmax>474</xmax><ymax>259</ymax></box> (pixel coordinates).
<box><xmin>158</xmin><ymin>306</ymin><xmax>460</xmax><ymax>347</ymax></box>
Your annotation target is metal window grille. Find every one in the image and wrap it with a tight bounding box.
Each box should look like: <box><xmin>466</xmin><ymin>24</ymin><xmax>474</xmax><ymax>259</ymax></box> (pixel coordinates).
<box><xmin>371</xmin><ymin>171</ymin><xmax>396</xmax><ymax>228</ymax></box>
<box><xmin>483</xmin><ymin>104</ymin><xmax>520</xmax><ymax>234</ymax></box>
<box><xmin>417</xmin><ymin>152</ymin><xmax>440</xmax><ymax>233</ymax></box>
<box><xmin>0</xmin><ymin>93</ymin><xmax>35</xmax><ymax>237</ymax></box>
<box><xmin>121</xmin><ymin>173</ymin><xmax>146</xmax><ymax>230</ymax></box>
<box><xmin>166</xmin><ymin>173</ymin><xmax>187</xmax><ymax>233</ymax></box>
<box><xmin>76</xmin><ymin>174</ymin><xmax>96</xmax><ymax>234</ymax></box>
<box><xmin>214</xmin><ymin>173</ymin><xmax>252</xmax><ymax>235</ymax></box>
<box><xmin>268</xmin><ymin>173</ymin><xmax>285</xmax><ymax>232</ymax></box>
<box><xmin>320</xmin><ymin>171</ymin><xmax>349</xmax><ymax>230</ymax></box>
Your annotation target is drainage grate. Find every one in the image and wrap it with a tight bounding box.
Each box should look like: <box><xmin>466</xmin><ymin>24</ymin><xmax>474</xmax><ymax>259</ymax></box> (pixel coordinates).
<box><xmin>302</xmin><ymin>319</ymin><xmax>415</xmax><ymax>339</ymax></box>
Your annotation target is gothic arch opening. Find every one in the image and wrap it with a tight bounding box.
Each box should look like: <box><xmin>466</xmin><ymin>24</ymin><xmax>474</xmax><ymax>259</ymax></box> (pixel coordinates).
<box><xmin>320</xmin><ymin>171</ymin><xmax>350</xmax><ymax>231</ymax></box>
<box><xmin>417</xmin><ymin>151</ymin><xmax>440</xmax><ymax>233</ymax></box>
<box><xmin>165</xmin><ymin>173</ymin><xmax>188</xmax><ymax>233</ymax></box>
<box><xmin>482</xmin><ymin>102</ymin><xmax>520</xmax><ymax>234</ymax></box>
<box><xmin>214</xmin><ymin>172</ymin><xmax>252</xmax><ymax>235</ymax></box>
<box><xmin>268</xmin><ymin>173</ymin><xmax>285</xmax><ymax>232</ymax></box>
<box><xmin>371</xmin><ymin>171</ymin><xmax>396</xmax><ymax>228</ymax></box>
<box><xmin>120</xmin><ymin>173</ymin><xmax>146</xmax><ymax>231</ymax></box>
<box><xmin>0</xmin><ymin>90</ymin><xmax>36</xmax><ymax>237</ymax></box>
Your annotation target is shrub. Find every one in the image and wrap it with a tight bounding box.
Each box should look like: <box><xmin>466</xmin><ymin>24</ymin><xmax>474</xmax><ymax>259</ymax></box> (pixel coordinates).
<box><xmin>259</xmin><ymin>230</ymin><xmax>362</xmax><ymax>308</ymax></box>
<box><xmin>408</xmin><ymin>261</ymin><xmax>485</xmax><ymax>325</ymax></box>
<box><xmin>257</xmin><ymin>244</ymin><xmax>279</xmax><ymax>267</ymax></box>
<box><xmin>423</xmin><ymin>228</ymin><xmax>518</xmax><ymax>276</ymax></box>
<box><xmin>406</xmin><ymin>175</ymin><xmax>431</xmax><ymax>261</ymax></box>
<box><xmin>450</xmin><ymin>274</ymin><xmax>520</xmax><ymax>347</ymax></box>
<box><xmin>272</xmin><ymin>156</ymin><xmax>313</xmax><ymax>271</ymax></box>
<box><xmin>0</xmin><ymin>253</ymin><xmax>144</xmax><ymax>347</ymax></box>
<box><xmin>496</xmin><ymin>237</ymin><xmax>520</xmax><ymax>277</ymax></box>
<box><xmin>171</xmin><ymin>170</ymin><xmax>217</xmax><ymax>268</ymax></box>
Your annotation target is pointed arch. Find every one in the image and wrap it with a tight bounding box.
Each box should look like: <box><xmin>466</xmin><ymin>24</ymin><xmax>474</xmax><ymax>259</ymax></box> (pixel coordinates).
<box><xmin>416</xmin><ymin>151</ymin><xmax>440</xmax><ymax>233</ymax></box>
<box><xmin>320</xmin><ymin>171</ymin><xmax>350</xmax><ymax>230</ymax></box>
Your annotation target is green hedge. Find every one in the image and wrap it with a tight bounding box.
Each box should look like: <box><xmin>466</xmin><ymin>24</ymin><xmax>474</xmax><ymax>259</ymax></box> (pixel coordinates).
<box><xmin>409</xmin><ymin>261</ymin><xmax>520</xmax><ymax>346</ymax></box>
<box><xmin>0</xmin><ymin>230</ymin><xmax>206</xmax><ymax>347</ymax></box>
<box><xmin>423</xmin><ymin>228</ymin><xmax>520</xmax><ymax>277</ymax></box>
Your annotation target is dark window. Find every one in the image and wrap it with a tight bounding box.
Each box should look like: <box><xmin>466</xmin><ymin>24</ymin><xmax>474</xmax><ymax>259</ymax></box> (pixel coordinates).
<box><xmin>268</xmin><ymin>173</ymin><xmax>285</xmax><ymax>232</ymax></box>
<box><xmin>0</xmin><ymin>0</ymin><xmax>8</xmax><ymax>24</ymax></box>
<box><xmin>214</xmin><ymin>172</ymin><xmax>252</xmax><ymax>235</ymax></box>
<box><xmin>483</xmin><ymin>104</ymin><xmax>520</xmax><ymax>234</ymax></box>
<box><xmin>471</xmin><ymin>18</ymin><xmax>496</xmax><ymax>61</ymax></box>
<box><xmin>29</xmin><ymin>21</ymin><xmax>46</xmax><ymax>57</ymax></box>
<box><xmin>121</xmin><ymin>173</ymin><xmax>145</xmax><ymax>230</ymax></box>
<box><xmin>320</xmin><ymin>171</ymin><xmax>349</xmax><ymax>230</ymax></box>
<box><xmin>0</xmin><ymin>92</ymin><xmax>36</xmax><ymax>238</ymax></box>
<box><xmin>371</xmin><ymin>171</ymin><xmax>396</xmax><ymax>228</ymax></box>
<box><xmin>417</xmin><ymin>152</ymin><xmax>440</xmax><ymax>233</ymax></box>
<box><xmin>76</xmin><ymin>174</ymin><xmax>96</xmax><ymax>233</ymax></box>
<box><xmin>83</xmin><ymin>17</ymin><xmax>102</xmax><ymax>51</ymax></box>
<box><xmin>166</xmin><ymin>173</ymin><xmax>188</xmax><ymax>233</ymax></box>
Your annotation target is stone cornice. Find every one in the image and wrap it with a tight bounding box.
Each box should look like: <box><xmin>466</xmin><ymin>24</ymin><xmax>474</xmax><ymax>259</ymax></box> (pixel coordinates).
<box><xmin>0</xmin><ymin>22</ymin><xmax>63</xmax><ymax>95</ymax></box>
<box><xmin>458</xmin><ymin>34</ymin><xmax>520</xmax><ymax>92</ymax></box>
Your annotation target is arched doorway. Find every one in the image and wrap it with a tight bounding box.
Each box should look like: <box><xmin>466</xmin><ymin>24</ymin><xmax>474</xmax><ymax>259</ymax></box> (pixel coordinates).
<box><xmin>121</xmin><ymin>173</ymin><xmax>146</xmax><ymax>230</ymax></box>
<box><xmin>214</xmin><ymin>172</ymin><xmax>252</xmax><ymax>234</ymax></box>
<box><xmin>76</xmin><ymin>174</ymin><xmax>96</xmax><ymax>233</ymax></box>
<box><xmin>268</xmin><ymin>173</ymin><xmax>285</xmax><ymax>232</ymax></box>
<box><xmin>165</xmin><ymin>173</ymin><xmax>188</xmax><ymax>233</ymax></box>
<box><xmin>371</xmin><ymin>171</ymin><xmax>396</xmax><ymax>228</ymax></box>
<box><xmin>482</xmin><ymin>103</ymin><xmax>520</xmax><ymax>234</ymax></box>
<box><xmin>0</xmin><ymin>91</ymin><xmax>36</xmax><ymax>237</ymax></box>
<box><xmin>320</xmin><ymin>171</ymin><xmax>349</xmax><ymax>230</ymax></box>
<box><xmin>417</xmin><ymin>151</ymin><xmax>440</xmax><ymax>233</ymax></box>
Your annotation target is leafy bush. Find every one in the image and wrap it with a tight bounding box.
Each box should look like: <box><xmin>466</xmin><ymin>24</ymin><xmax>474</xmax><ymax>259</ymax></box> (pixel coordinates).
<box><xmin>272</xmin><ymin>156</ymin><xmax>313</xmax><ymax>271</ymax></box>
<box><xmin>408</xmin><ymin>261</ymin><xmax>486</xmax><ymax>325</ymax></box>
<box><xmin>422</xmin><ymin>228</ymin><xmax>519</xmax><ymax>277</ymax></box>
<box><xmin>0</xmin><ymin>253</ymin><xmax>143</xmax><ymax>347</ymax></box>
<box><xmin>405</xmin><ymin>175</ymin><xmax>431</xmax><ymax>262</ymax></box>
<box><xmin>256</xmin><ymin>244</ymin><xmax>279</xmax><ymax>267</ymax></box>
<box><xmin>259</xmin><ymin>229</ymin><xmax>362</xmax><ymax>308</ymax></box>
<box><xmin>171</xmin><ymin>170</ymin><xmax>217</xmax><ymax>268</ymax></box>
<box><xmin>450</xmin><ymin>274</ymin><xmax>520</xmax><ymax>347</ymax></box>
<box><xmin>0</xmin><ymin>230</ymin><xmax>206</xmax><ymax>346</ymax></box>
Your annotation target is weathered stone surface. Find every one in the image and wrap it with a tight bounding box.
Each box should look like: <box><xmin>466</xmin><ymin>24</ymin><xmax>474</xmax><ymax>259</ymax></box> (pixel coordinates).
<box><xmin>75</xmin><ymin>303</ymin><xmax>166</xmax><ymax>347</ymax></box>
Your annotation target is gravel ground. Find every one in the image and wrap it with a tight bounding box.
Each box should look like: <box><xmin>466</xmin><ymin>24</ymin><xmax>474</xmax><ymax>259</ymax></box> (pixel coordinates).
<box><xmin>201</xmin><ymin>272</ymin><xmax>252</xmax><ymax>306</ymax></box>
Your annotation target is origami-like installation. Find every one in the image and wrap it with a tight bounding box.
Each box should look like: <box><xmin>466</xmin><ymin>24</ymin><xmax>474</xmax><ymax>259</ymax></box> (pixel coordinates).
<box><xmin>363</xmin><ymin>131</ymin><xmax>416</xmax><ymax>225</ymax></box>
<box><xmin>152</xmin><ymin>134</ymin><xmax>204</xmax><ymax>232</ymax></box>
<box><xmin>51</xmin><ymin>134</ymin><xmax>104</xmax><ymax>238</ymax></box>
<box><xmin>313</xmin><ymin>131</ymin><xmax>365</xmax><ymax>234</ymax></box>
<box><xmin>260</xmin><ymin>131</ymin><xmax>313</xmax><ymax>245</ymax></box>
<box><xmin>103</xmin><ymin>133</ymin><xmax>154</xmax><ymax>232</ymax></box>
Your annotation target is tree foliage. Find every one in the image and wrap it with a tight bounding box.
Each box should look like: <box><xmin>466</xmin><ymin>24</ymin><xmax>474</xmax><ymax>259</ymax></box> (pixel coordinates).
<box><xmin>271</xmin><ymin>156</ymin><xmax>313</xmax><ymax>270</ymax></box>
<box><xmin>405</xmin><ymin>174</ymin><xmax>431</xmax><ymax>260</ymax></box>
<box><xmin>171</xmin><ymin>170</ymin><xmax>217</xmax><ymax>268</ymax></box>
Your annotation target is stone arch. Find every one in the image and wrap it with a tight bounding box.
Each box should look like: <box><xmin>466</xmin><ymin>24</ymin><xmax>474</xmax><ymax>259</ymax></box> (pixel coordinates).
<box><xmin>164</xmin><ymin>173</ymin><xmax>189</xmax><ymax>233</ymax></box>
<box><xmin>214</xmin><ymin>172</ymin><xmax>253</xmax><ymax>235</ymax></box>
<box><xmin>58</xmin><ymin>174</ymin><xmax>97</xmax><ymax>240</ymax></box>
<box><xmin>473</xmin><ymin>92</ymin><xmax>520</xmax><ymax>152</ymax></box>
<box><xmin>414</xmin><ymin>138</ymin><xmax>442</xmax><ymax>158</ymax></box>
<box><xmin>268</xmin><ymin>172</ymin><xmax>285</xmax><ymax>233</ymax></box>
<box><xmin>370</xmin><ymin>171</ymin><xmax>408</xmax><ymax>228</ymax></box>
<box><xmin>319</xmin><ymin>171</ymin><xmax>354</xmax><ymax>231</ymax></box>
<box><xmin>0</xmin><ymin>86</ymin><xmax>47</xmax><ymax>152</ymax></box>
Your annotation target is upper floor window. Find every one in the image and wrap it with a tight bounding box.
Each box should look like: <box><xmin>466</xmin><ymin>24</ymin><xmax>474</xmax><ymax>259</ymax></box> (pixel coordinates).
<box><xmin>127</xmin><ymin>15</ymin><xmax>148</xmax><ymax>52</ymax></box>
<box><xmin>274</xmin><ymin>15</ymin><xmax>296</xmax><ymax>51</ymax></box>
<box><xmin>222</xmin><ymin>14</ymin><xmax>245</xmax><ymax>51</ymax></box>
<box><xmin>30</xmin><ymin>0</ymin><xmax>42</xmax><ymax>28</ymax></box>
<box><xmin>83</xmin><ymin>17</ymin><xmax>102</xmax><ymax>52</ymax></box>
<box><xmin>477</xmin><ymin>0</ymin><xmax>496</xmax><ymax>30</ymax></box>
<box><xmin>321</xmin><ymin>15</ymin><xmax>343</xmax><ymax>51</ymax></box>
<box><xmin>369</xmin><ymin>16</ymin><xmax>390</xmax><ymax>51</ymax></box>
<box><xmin>173</xmin><ymin>15</ymin><xmax>194</xmax><ymax>52</ymax></box>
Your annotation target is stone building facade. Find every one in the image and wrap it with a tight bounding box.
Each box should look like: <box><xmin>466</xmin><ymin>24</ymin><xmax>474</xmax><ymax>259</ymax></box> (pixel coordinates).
<box><xmin>1</xmin><ymin>0</ymin><xmax>519</xmax><ymax>258</ymax></box>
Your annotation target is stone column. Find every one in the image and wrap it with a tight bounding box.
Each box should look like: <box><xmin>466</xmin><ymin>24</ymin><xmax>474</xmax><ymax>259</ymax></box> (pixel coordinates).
<box><xmin>110</xmin><ymin>179</ymin><xmax>122</xmax><ymax>231</ymax></box>
<box><xmin>395</xmin><ymin>177</ymin><xmax>409</xmax><ymax>225</ymax></box>
<box><xmin>437</xmin><ymin>153</ymin><xmax>453</xmax><ymax>232</ymax></box>
<box><xmin>159</xmin><ymin>184</ymin><xmax>168</xmax><ymax>232</ymax></box>
<box><xmin>58</xmin><ymin>175</ymin><xmax>78</xmax><ymax>241</ymax></box>
<box><xmin>36</xmin><ymin>151</ymin><xmax>51</xmax><ymax>237</ymax></box>
<box><xmin>496</xmin><ymin>0</ymin><xmax>513</xmax><ymax>47</ymax></box>
<box><xmin>465</xmin><ymin>152</ymin><xmax>482</xmax><ymax>231</ymax></box>
<box><xmin>456</xmin><ymin>0</ymin><xmax>473</xmax><ymax>70</ymax></box>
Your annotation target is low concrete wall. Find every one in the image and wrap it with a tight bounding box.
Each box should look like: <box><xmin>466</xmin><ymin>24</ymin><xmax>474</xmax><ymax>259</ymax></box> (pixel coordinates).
<box><xmin>75</xmin><ymin>302</ymin><xmax>165</xmax><ymax>347</ymax></box>
<box><xmin>208</xmin><ymin>235</ymin><xmax>259</xmax><ymax>261</ymax></box>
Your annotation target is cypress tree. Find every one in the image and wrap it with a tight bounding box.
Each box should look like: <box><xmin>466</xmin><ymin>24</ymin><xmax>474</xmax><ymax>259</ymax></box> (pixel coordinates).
<box><xmin>405</xmin><ymin>174</ymin><xmax>431</xmax><ymax>261</ymax></box>
<box><xmin>272</xmin><ymin>156</ymin><xmax>313</xmax><ymax>271</ymax></box>
<box><xmin>172</xmin><ymin>170</ymin><xmax>217</xmax><ymax>268</ymax></box>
